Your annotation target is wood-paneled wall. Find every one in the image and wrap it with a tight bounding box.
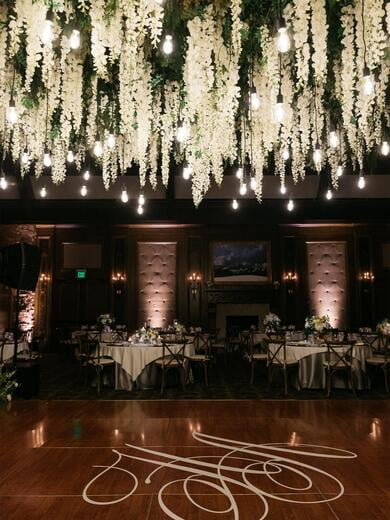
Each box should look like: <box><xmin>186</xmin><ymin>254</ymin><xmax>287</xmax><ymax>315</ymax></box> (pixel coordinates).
<box><xmin>23</xmin><ymin>222</ymin><xmax>390</xmax><ymax>343</ymax></box>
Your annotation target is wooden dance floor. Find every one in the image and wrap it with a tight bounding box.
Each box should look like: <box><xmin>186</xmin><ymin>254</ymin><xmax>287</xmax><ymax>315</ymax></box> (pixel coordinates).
<box><xmin>0</xmin><ymin>399</ymin><xmax>389</xmax><ymax>519</ymax></box>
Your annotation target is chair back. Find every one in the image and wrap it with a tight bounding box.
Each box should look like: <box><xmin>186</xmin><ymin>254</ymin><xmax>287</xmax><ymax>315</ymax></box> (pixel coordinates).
<box><xmin>86</xmin><ymin>331</ymin><xmax>101</xmax><ymax>342</ymax></box>
<box><xmin>194</xmin><ymin>332</ymin><xmax>210</xmax><ymax>356</ymax></box>
<box><xmin>240</xmin><ymin>331</ymin><xmax>251</xmax><ymax>355</ymax></box>
<box><xmin>78</xmin><ymin>335</ymin><xmax>99</xmax><ymax>363</ymax></box>
<box><xmin>161</xmin><ymin>339</ymin><xmax>187</xmax><ymax>369</ymax></box>
<box><xmin>111</xmin><ymin>330</ymin><xmax>127</xmax><ymax>341</ymax></box>
<box><xmin>360</xmin><ymin>332</ymin><xmax>380</xmax><ymax>351</ymax></box>
<box><xmin>325</xmin><ymin>341</ymin><xmax>356</xmax><ymax>369</ymax></box>
<box><xmin>267</xmin><ymin>331</ymin><xmax>286</xmax><ymax>342</ymax></box>
<box><xmin>0</xmin><ymin>338</ymin><xmax>5</xmax><ymax>365</ymax></box>
<box><xmin>265</xmin><ymin>338</ymin><xmax>287</xmax><ymax>366</ymax></box>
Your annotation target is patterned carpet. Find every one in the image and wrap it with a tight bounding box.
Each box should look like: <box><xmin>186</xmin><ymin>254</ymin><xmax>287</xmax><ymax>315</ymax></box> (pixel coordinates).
<box><xmin>31</xmin><ymin>351</ymin><xmax>390</xmax><ymax>400</ymax></box>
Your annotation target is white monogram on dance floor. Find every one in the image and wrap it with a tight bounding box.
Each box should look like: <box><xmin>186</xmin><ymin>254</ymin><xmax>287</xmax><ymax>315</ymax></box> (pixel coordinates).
<box><xmin>82</xmin><ymin>432</ymin><xmax>357</xmax><ymax>519</ymax></box>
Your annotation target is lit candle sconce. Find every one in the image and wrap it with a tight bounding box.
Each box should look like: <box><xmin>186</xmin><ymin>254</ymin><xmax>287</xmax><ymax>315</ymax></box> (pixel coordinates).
<box><xmin>188</xmin><ymin>272</ymin><xmax>202</xmax><ymax>298</ymax></box>
<box><xmin>39</xmin><ymin>273</ymin><xmax>50</xmax><ymax>283</ymax></box>
<box><xmin>284</xmin><ymin>271</ymin><xmax>298</xmax><ymax>282</ymax></box>
<box><xmin>360</xmin><ymin>271</ymin><xmax>374</xmax><ymax>282</ymax></box>
<box><xmin>112</xmin><ymin>272</ymin><xmax>126</xmax><ymax>295</ymax></box>
<box><xmin>283</xmin><ymin>271</ymin><xmax>298</xmax><ymax>295</ymax></box>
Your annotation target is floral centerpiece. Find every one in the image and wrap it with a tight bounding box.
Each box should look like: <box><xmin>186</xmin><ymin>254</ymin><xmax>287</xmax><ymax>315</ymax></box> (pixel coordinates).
<box><xmin>0</xmin><ymin>369</ymin><xmax>18</xmax><ymax>402</ymax></box>
<box><xmin>305</xmin><ymin>315</ymin><xmax>332</xmax><ymax>334</ymax></box>
<box><xmin>377</xmin><ymin>319</ymin><xmax>390</xmax><ymax>336</ymax></box>
<box><xmin>167</xmin><ymin>320</ymin><xmax>186</xmax><ymax>335</ymax></box>
<box><xmin>132</xmin><ymin>326</ymin><xmax>160</xmax><ymax>344</ymax></box>
<box><xmin>97</xmin><ymin>313</ymin><xmax>115</xmax><ymax>331</ymax></box>
<box><xmin>263</xmin><ymin>313</ymin><xmax>281</xmax><ymax>333</ymax></box>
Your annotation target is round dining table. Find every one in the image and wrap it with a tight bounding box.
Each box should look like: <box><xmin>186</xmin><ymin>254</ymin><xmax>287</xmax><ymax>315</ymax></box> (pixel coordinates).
<box><xmin>269</xmin><ymin>341</ymin><xmax>367</xmax><ymax>389</ymax></box>
<box><xmin>98</xmin><ymin>340</ymin><xmax>196</xmax><ymax>391</ymax></box>
<box><xmin>1</xmin><ymin>342</ymin><xmax>29</xmax><ymax>363</ymax></box>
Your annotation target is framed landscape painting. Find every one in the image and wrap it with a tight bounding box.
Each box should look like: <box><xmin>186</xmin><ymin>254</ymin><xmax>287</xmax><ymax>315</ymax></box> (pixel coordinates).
<box><xmin>211</xmin><ymin>241</ymin><xmax>271</xmax><ymax>283</ymax></box>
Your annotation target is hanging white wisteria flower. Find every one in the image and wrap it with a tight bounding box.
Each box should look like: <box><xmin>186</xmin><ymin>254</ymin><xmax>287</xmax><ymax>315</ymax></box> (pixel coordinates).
<box><xmin>0</xmin><ymin>0</ymin><xmax>388</xmax><ymax>207</ymax></box>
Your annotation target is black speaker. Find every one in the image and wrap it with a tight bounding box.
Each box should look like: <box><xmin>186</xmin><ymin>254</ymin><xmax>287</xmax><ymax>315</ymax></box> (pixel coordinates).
<box><xmin>0</xmin><ymin>242</ymin><xmax>41</xmax><ymax>291</ymax></box>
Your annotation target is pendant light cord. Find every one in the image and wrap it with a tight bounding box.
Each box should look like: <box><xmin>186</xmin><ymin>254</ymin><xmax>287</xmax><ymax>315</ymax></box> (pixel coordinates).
<box><xmin>361</xmin><ymin>0</ymin><xmax>367</xmax><ymax>67</ymax></box>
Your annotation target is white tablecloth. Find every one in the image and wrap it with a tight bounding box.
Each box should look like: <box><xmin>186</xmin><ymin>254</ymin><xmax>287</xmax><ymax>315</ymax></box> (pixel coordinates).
<box><xmin>99</xmin><ymin>341</ymin><xmax>196</xmax><ymax>390</ymax></box>
<box><xmin>72</xmin><ymin>331</ymin><xmax>121</xmax><ymax>342</ymax></box>
<box><xmin>269</xmin><ymin>342</ymin><xmax>367</xmax><ymax>389</ymax></box>
<box><xmin>2</xmin><ymin>342</ymin><xmax>28</xmax><ymax>362</ymax></box>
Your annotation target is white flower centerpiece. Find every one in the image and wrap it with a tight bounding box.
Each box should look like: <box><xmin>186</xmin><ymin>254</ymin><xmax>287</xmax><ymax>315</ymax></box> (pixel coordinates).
<box><xmin>377</xmin><ymin>319</ymin><xmax>390</xmax><ymax>336</ymax></box>
<box><xmin>305</xmin><ymin>315</ymin><xmax>332</xmax><ymax>340</ymax></box>
<box><xmin>132</xmin><ymin>326</ymin><xmax>160</xmax><ymax>345</ymax></box>
<box><xmin>97</xmin><ymin>313</ymin><xmax>115</xmax><ymax>332</ymax></box>
<box><xmin>263</xmin><ymin>313</ymin><xmax>282</xmax><ymax>333</ymax></box>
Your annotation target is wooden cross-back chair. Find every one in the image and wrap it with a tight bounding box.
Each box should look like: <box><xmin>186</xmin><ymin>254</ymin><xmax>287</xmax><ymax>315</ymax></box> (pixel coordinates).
<box><xmin>154</xmin><ymin>339</ymin><xmax>188</xmax><ymax>395</ymax></box>
<box><xmin>78</xmin><ymin>335</ymin><xmax>114</xmax><ymax>394</ymax></box>
<box><xmin>364</xmin><ymin>334</ymin><xmax>389</xmax><ymax>393</ymax></box>
<box><xmin>324</xmin><ymin>341</ymin><xmax>357</xmax><ymax>396</ymax></box>
<box><xmin>265</xmin><ymin>338</ymin><xmax>299</xmax><ymax>394</ymax></box>
<box><xmin>187</xmin><ymin>332</ymin><xmax>211</xmax><ymax>385</ymax></box>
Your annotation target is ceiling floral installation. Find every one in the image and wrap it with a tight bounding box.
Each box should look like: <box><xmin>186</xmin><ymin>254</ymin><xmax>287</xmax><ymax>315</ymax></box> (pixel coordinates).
<box><xmin>0</xmin><ymin>0</ymin><xmax>389</xmax><ymax>206</ymax></box>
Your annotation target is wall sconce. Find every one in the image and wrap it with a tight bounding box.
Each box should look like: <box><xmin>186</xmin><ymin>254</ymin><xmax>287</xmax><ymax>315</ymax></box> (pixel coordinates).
<box><xmin>360</xmin><ymin>271</ymin><xmax>374</xmax><ymax>282</ymax></box>
<box><xmin>283</xmin><ymin>272</ymin><xmax>297</xmax><ymax>295</ymax></box>
<box><xmin>188</xmin><ymin>272</ymin><xmax>201</xmax><ymax>298</ymax></box>
<box><xmin>283</xmin><ymin>271</ymin><xmax>298</xmax><ymax>282</ymax></box>
<box><xmin>112</xmin><ymin>272</ymin><xmax>126</xmax><ymax>295</ymax></box>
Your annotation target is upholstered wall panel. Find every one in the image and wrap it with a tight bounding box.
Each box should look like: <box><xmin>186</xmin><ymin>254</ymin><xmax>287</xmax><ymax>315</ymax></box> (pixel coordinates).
<box><xmin>306</xmin><ymin>242</ymin><xmax>347</xmax><ymax>328</ymax></box>
<box><xmin>138</xmin><ymin>242</ymin><xmax>177</xmax><ymax>327</ymax></box>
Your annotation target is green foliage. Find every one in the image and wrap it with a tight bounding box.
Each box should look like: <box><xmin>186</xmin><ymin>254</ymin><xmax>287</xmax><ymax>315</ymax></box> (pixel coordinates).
<box><xmin>0</xmin><ymin>368</ymin><xmax>18</xmax><ymax>402</ymax></box>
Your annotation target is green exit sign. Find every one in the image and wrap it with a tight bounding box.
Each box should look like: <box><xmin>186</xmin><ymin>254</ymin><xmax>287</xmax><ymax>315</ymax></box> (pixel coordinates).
<box><xmin>76</xmin><ymin>269</ymin><xmax>87</xmax><ymax>279</ymax></box>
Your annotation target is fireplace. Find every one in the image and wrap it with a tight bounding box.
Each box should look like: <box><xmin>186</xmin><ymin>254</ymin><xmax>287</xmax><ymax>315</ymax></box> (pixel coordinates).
<box><xmin>226</xmin><ymin>315</ymin><xmax>258</xmax><ymax>336</ymax></box>
<box><xmin>215</xmin><ymin>303</ymin><xmax>269</xmax><ymax>337</ymax></box>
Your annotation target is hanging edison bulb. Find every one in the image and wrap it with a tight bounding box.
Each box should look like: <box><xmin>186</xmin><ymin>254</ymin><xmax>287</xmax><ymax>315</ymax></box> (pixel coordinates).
<box><xmin>138</xmin><ymin>193</ymin><xmax>145</xmax><ymax>206</ymax></box>
<box><xmin>69</xmin><ymin>29</ymin><xmax>80</xmax><ymax>50</ymax></box>
<box><xmin>336</xmin><ymin>165</ymin><xmax>343</xmax><ymax>177</ymax></box>
<box><xmin>120</xmin><ymin>188</ymin><xmax>129</xmax><ymax>203</ymax></box>
<box><xmin>7</xmin><ymin>98</ymin><xmax>18</xmax><ymax>124</ymax></box>
<box><xmin>0</xmin><ymin>176</ymin><xmax>8</xmax><ymax>190</ymax></box>
<box><xmin>249</xmin><ymin>86</ymin><xmax>260</xmax><ymax>111</ymax></box>
<box><xmin>287</xmin><ymin>198</ymin><xmax>294</xmax><ymax>211</ymax></box>
<box><xmin>80</xmin><ymin>185</ymin><xmax>87</xmax><ymax>197</ymax></box>
<box><xmin>329</xmin><ymin>129</ymin><xmax>339</xmax><ymax>148</ymax></box>
<box><xmin>41</xmin><ymin>8</ymin><xmax>54</xmax><ymax>44</ymax></box>
<box><xmin>176</xmin><ymin>121</ymin><xmax>189</xmax><ymax>143</ymax></box>
<box><xmin>362</xmin><ymin>66</ymin><xmax>374</xmax><ymax>96</ymax></box>
<box><xmin>106</xmin><ymin>133</ymin><xmax>116</xmax><ymax>149</ymax></box>
<box><xmin>313</xmin><ymin>143</ymin><xmax>322</xmax><ymax>166</ymax></box>
<box><xmin>93</xmin><ymin>138</ymin><xmax>103</xmax><ymax>157</ymax></box>
<box><xmin>277</xmin><ymin>18</ymin><xmax>290</xmax><ymax>53</ymax></box>
<box><xmin>66</xmin><ymin>150</ymin><xmax>75</xmax><ymax>163</ymax></box>
<box><xmin>162</xmin><ymin>34</ymin><xmax>173</xmax><ymax>55</ymax></box>
<box><xmin>280</xmin><ymin>182</ymin><xmax>287</xmax><ymax>194</ymax></box>
<box><xmin>83</xmin><ymin>170</ymin><xmax>90</xmax><ymax>181</ymax></box>
<box><xmin>275</xmin><ymin>93</ymin><xmax>284</xmax><ymax>123</ymax></box>
<box><xmin>325</xmin><ymin>189</ymin><xmax>333</xmax><ymax>200</ymax></box>
<box><xmin>43</xmin><ymin>148</ymin><xmax>52</xmax><ymax>167</ymax></box>
<box><xmin>182</xmin><ymin>162</ymin><xmax>192</xmax><ymax>180</ymax></box>
<box><xmin>40</xmin><ymin>186</ymin><xmax>47</xmax><ymax>198</ymax></box>
<box><xmin>232</xmin><ymin>199</ymin><xmax>239</xmax><ymax>210</ymax></box>
<box><xmin>282</xmin><ymin>148</ymin><xmax>290</xmax><ymax>161</ymax></box>
<box><xmin>137</xmin><ymin>204</ymin><xmax>144</xmax><ymax>215</ymax></box>
<box><xmin>239</xmin><ymin>183</ymin><xmax>247</xmax><ymax>196</ymax></box>
<box><xmin>357</xmin><ymin>175</ymin><xmax>366</xmax><ymax>189</ymax></box>
<box><xmin>21</xmin><ymin>149</ymin><xmax>29</xmax><ymax>165</ymax></box>
<box><xmin>236</xmin><ymin>167</ymin><xmax>243</xmax><ymax>180</ymax></box>
<box><xmin>250</xmin><ymin>177</ymin><xmax>257</xmax><ymax>191</ymax></box>
<box><xmin>381</xmin><ymin>140</ymin><xmax>389</xmax><ymax>156</ymax></box>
